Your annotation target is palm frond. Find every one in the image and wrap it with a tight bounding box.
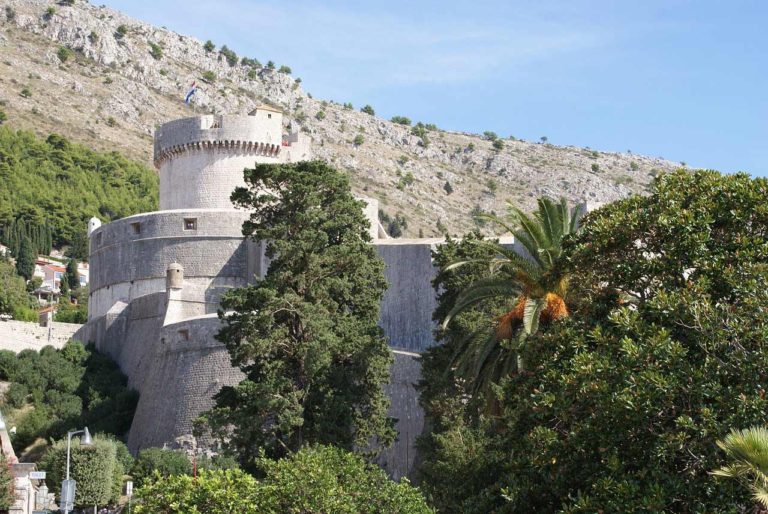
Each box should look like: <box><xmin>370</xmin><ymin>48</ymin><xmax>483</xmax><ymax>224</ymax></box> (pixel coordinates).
<box><xmin>442</xmin><ymin>278</ymin><xmax>522</xmax><ymax>329</ymax></box>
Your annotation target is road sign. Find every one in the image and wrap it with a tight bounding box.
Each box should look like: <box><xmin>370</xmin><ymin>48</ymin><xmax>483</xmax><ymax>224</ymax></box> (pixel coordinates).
<box><xmin>125</xmin><ymin>480</ymin><xmax>133</xmax><ymax>496</ymax></box>
<box><xmin>60</xmin><ymin>479</ymin><xmax>76</xmax><ymax>510</ymax></box>
<box><xmin>29</xmin><ymin>471</ymin><xmax>46</xmax><ymax>480</ymax></box>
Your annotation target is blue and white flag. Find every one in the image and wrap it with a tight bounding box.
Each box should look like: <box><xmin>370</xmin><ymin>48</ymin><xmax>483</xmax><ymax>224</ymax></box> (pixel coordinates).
<box><xmin>185</xmin><ymin>81</ymin><xmax>197</xmax><ymax>104</ymax></box>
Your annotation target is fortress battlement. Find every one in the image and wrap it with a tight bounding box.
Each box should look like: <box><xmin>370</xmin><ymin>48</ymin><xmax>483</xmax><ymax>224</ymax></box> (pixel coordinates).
<box><xmin>153</xmin><ymin>108</ymin><xmax>284</xmax><ymax>168</ymax></box>
<box><xmin>154</xmin><ymin>107</ymin><xmax>311</xmax><ymax>211</ymax></box>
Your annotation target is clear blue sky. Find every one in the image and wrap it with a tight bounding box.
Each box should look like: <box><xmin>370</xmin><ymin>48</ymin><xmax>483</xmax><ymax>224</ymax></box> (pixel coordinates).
<box><xmin>104</xmin><ymin>0</ymin><xmax>767</xmax><ymax>176</ymax></box>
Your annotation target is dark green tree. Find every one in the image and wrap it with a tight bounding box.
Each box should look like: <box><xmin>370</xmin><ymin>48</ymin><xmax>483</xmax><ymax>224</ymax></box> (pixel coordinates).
<box><xmin>65</xmin><ymin>257</ymin><xmax>79</xmax><ymax>290</ymax></box>
<box><xmin>15</xmin><ymin>236</ymin><xmax>35</xmax><ymax>281</ymax></box>
<box><xmin>200</xmin><ymin>161</ymin><xmax>395</xmax><ymax>468</ymax></box>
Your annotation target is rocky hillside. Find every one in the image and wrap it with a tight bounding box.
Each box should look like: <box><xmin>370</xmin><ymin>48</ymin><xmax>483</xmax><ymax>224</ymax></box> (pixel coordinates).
<box><xmin>0</xmin><ymin>0</ymin><xmax>682</xmax><ymax>236</ymax></box>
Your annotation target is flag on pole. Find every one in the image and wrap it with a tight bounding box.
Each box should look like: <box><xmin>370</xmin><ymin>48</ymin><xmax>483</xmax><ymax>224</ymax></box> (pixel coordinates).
<box><xmin>185</xmin><ymin>81</ymin><xmax>197</xmax><ymax>104</ymax></box>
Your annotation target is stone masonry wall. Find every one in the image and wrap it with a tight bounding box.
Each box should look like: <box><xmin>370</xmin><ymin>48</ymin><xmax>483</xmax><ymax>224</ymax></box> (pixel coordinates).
<box><xmin>0</xmin><ymin>320</ymin><xmax>80</xmax><ymax>353</ymax></box>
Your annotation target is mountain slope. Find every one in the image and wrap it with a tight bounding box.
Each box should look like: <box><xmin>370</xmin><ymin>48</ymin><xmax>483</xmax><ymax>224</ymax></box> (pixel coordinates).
<box><xmin>0</xmin><ymin>0</ymin><xmax>682</xmax><ymax>236</ymax></box>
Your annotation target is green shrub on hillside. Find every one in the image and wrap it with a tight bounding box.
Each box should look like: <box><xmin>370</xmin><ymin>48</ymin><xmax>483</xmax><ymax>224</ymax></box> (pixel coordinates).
<box><xmin>57</xmin><ymin>46</ymin><xmax>72</xmax><ymax>63</ymax></box>
<box><xmin>361</xmin><ymin>104</ymin><xmax>375</xmax><ymax>115</ymax></box>
<box><xmin>148</xmin><ymin>41</ymin><xmax>163</xmax><ymax>60</ymax></box>
<box><xmin>203</xmin><ymin>40</ymin><xmax>215</xmax><ymax>52</ymax></box>
<box><xmin>0</xmin><ymin>127</ymin><xmax>157</xmax><ymax>253</ymax></box>
<box><xmin>391</xmin><ymin>116</ymin><xmax>412</xmax><ymax>126</ymax></box>
<box><xmin>219</xmin><ymin>45</ymin><xmax>238</xmax><ymax>67</ymax></box>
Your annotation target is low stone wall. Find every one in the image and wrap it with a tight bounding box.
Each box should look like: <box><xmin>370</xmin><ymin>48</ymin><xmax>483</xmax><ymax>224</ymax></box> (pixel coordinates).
<box><xmin>0</xmin><ymin>320</ymin><xmax>81</xmax><ymax>353</ymax></box>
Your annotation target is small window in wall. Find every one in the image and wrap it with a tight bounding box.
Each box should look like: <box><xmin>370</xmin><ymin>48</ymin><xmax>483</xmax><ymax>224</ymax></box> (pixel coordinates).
<box><xmin>184</xmin><ymin>218</ymin><xmax>198</xmax><ymax>231</ymax></box>
<box><xmin>130</xmin><ymin>222</ymin><xmax>141</xmax><ymax>235</ymax></box>
<box><xmin>178</xmin><ymin>329</ymin><xmax>190</xmax><ymax>341</ymax></box>
<box><xmin>267</xmin><ymin>113</ymin><xmax>272</xmax><ymax>119</ymax></box>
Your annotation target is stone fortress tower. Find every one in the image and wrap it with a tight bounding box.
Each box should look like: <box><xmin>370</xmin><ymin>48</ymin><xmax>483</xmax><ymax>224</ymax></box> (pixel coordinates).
<box><xmin>76</xmin><ymin>107</ymin><xmax>507</xmax><ymax>478</ymax></box>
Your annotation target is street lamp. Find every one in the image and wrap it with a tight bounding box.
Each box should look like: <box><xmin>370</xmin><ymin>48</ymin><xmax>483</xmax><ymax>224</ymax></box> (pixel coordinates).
<box><xmin>62</xmin><ymin>427</ymin><xmax>92</xmax><ymax>514</ymax></box>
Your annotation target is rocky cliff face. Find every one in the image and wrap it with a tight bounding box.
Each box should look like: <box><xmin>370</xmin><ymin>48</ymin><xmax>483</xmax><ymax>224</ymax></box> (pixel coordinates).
<box><xmin>0</xmin><ymin>0</ymin><xmax>681</xmax><ymax>236</ymax></box>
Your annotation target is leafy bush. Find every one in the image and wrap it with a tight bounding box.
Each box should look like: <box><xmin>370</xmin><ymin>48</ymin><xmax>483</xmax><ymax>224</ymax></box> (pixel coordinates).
<box><xmin>0</xmin><ymin>258</ymin><xmax>36</xmax><ymax>317</ymax></box>
<box><xmin>630</xmin><ymin>160</ymin><xmax>639</xmax><ymax>171</ymax></box>
<box><xmin>130</xmin><ymin>448</ymin><xmax>192</xmax><ymax>487</ymax></box>
<box><xmin>219</xmin><ymin>45</ymin><xmax>238</xmax><ymax>66</ymax></box>
<box><xmin>44</xmin><ymin>6</ymin><xmax>56</xmax><ymax>19</ymax></box>
<box><xmin>148</xmin><ymin>41</ymin><xmax>163</xmax><ymax>60</ymax></box>
<box><xmin>353</xmin><ymin>134</ymin><xmax>364</xmax><ymax>146</ymax></box>
<box><xmin>241</xmin><ymin>56</ymin><xmax>261</xmax><ymax>68</ymax></box>
<box><xmin>115</xmin><ymin>24</ymin><xmax>127</xmax><ymax>38</ymax></box>
<box><xmin>203</xmin><ymin>39</ymin><xmax>215</xmax><ymax>52</ymax></box>
<box><xmin>41</xmin><ymin>435</ymin><xmax>128</xmax><ymax>509</ymax></box>
<box><xmin>278</xmin><ymin>65</ymin><xmax>291</xmax><ymax>74</ymax></box>
<box><xmin>201</xmin><ymin>70</ymin><xmax>216</xmax><ymax>83</ymax></box>
<box><xmin>0</xmin><ymin>110</ymin><xmax>6</xmax><ymax>124</ymax></box>
<box><xmin>483</xmin><ymin>131</ymin><xmax>498</xmax><ymax>141</ymax></box>
<box><xmin>88</xmin><ymin>31</ymin><xmax>98</xmax><ymax>43</ymax></box>
<box><xmin>56</xmin><ymin>46</ymin><xmax>72</xmax><ymax>63</ymax></box>
<box><xmin>134</xmin><ymin>446</ymin><xmax>434</xmax><ymax>513</ymax></box>
<box><xmin>591</xmin><ymin>163</ymin><xmax>599</xmax><ymax>172</ymax></box>
<box><xmin>19</xmin><ymin>87</ymin><xmax>31</xmax><ymax>98</ymax></box>
<box><xmin>391</xmin><ymin>116</ymin><xmax>412</xmax><ymax>126</ymax></box>
<box><xmin>443</xmin><ymin>181</ymin><xmax>453</xmax><ymax>195</ymax></box>
<box><xmin>361</xmin><ymin>104</ymin><xmax>375</xmax><ymax>115</ymax></box>
<box><xmin>314</xmin><ymin>110</ymin><xmax>326</xmax><ymax>121</ymax></box>
<box><xmin>492</xmin><ymin>139</ymin><xmax>504</xmax><ymax>151</ymax></box>
<box><xmin>266</xmin><ymin>60</ymin><xmax>275</xmax><ymax>69</ymax></box>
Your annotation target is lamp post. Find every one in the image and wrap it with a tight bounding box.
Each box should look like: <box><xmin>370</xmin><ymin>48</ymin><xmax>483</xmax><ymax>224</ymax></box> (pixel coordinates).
<box><xmin>62</xmin><ymin>427</ymin><xmax>92</xmax><ymax>514</ymax></box>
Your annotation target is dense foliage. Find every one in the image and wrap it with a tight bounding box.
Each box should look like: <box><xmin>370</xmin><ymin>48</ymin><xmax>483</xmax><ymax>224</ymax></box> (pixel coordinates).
<box><xmin>200</xmin><ymin>161</ymin><xmax>394</xmax><ymax>467</ymax></box>
<box><xmin>419</xmin><ymin>170</ymin><xmax>768</xmax><ymax>512</ymax></box>
<box><xmin>0</xmin><ymin>217</ymin><xmax>52</xmax><ymax>258</ymax></box>
<box><xmin>417</xmin><ymin>232</ymin><xmax>509</xmax><ymax>511</ymax></box>
<box><xmin>129</xmin><ymin>448</ymin><xmax>238</xmax><ymax>487</ymax></box>
<box><xmin>0</xmin><ymin>256</ymin><xmax>37</xmax><ymax>320</ymax></box>
<box><xmin>41</xmin><ymin>434</ymin><xmax>130</xmax><ymax>509</ymax></box>
<box><xmin>134</xmin><ymin>445</ymin><xmax>434</xmax><ymax>513</ymax></box>
<box><xmin>0</xmin><ymin>341</ymin><xmax>138</xmax><ymax>448</ymax></box>
<box><xmin>0</xmin><ymin>454</ymin><xmax>15</xmax><ymax>510</ymax></box>
<box><xmin>0</xmin><ymin>127</ymin><xmax>157</xmax><ymax>258</ymax></box>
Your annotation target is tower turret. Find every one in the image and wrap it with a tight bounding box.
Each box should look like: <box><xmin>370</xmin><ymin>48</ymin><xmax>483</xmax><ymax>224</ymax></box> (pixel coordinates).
<box><xmin>153</xmin><ymin>106</ymin><xmax>287</xmax><ymax>210</ymax></box>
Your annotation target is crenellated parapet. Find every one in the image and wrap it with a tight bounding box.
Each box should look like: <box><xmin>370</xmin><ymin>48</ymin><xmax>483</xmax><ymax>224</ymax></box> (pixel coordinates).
<box><xmin>153</xmin><ymin>110</ymin><xmax>284</xmax><ymax>168</ymax></box>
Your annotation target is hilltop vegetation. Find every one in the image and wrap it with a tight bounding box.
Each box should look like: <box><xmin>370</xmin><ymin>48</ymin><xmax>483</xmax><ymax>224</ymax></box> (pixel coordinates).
<box><xmin>0</xmin><ymin>126</ymin><xmax>158</xmax><ymax>257</ymax></box>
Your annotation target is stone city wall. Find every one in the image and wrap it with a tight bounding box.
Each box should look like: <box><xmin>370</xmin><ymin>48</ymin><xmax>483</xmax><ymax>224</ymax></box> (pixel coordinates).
<box><xmin>0</xmin><ymin>320</ymin><xmax>81</xmax><ymax>353</ymax></box>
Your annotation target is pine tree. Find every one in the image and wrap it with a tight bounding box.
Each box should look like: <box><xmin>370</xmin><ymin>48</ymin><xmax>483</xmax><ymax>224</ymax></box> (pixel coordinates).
<box><xmin>15</xmin><ymin>236</ymin><xmax>35</xmax><ymax>281</ymax></box>
<box><xmin>201</xmin><ymin>161</ymin><xmax>395</xmax><ymax>466</ymax></box>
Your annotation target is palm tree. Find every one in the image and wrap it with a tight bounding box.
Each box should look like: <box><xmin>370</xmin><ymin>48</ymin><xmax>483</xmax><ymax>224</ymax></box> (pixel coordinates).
<box><xmin>441</xmin><ymin>197</ymin><xmax>583</xmax><ymax>393</ymax></box>
<box><xmin>712</xmin><ymin>427</ymin><xmax>768</xmax><ymax>510</ymax></box>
